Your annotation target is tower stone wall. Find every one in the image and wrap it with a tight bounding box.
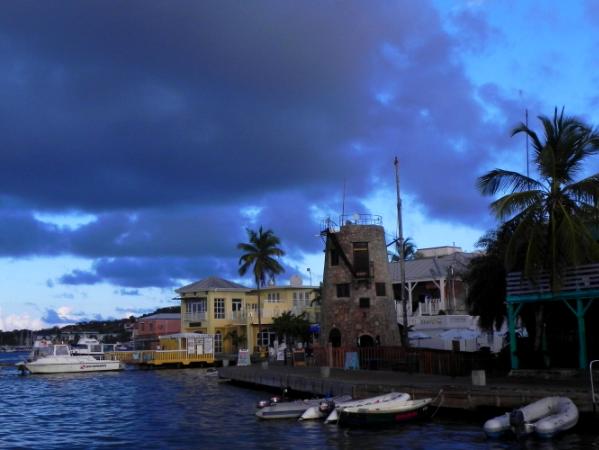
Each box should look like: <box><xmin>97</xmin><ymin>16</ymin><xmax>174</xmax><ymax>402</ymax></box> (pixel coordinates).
<box><xmin>320</xmin><ymin>223</ymin><xmax>401</xmax><ymax>348</ymax></box>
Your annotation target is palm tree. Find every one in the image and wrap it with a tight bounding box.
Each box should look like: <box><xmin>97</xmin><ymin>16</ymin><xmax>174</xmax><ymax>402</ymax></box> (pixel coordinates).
<box><xmin>464</xmin><ymin>226</ymin><xmax>511</xmax><ymax>331</ymax></box>
<box><xmin>390</xmin><ymin>237</ymin><xmax>417</xmax><ymax>261</ymax></box>
<box><xmin>237</xmin><ymin>226</ymin><xmax>285</xmax><ymax>350</ymax></box>
<box><xmin>477</xmin><ymin>107</ymin><xmax>599</xmax><ymax>350</ymax></box>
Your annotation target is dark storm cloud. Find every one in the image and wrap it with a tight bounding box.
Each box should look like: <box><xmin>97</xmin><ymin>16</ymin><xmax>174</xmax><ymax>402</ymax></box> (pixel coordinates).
<box><xmin>41</xmin><ymin>308</ymin><xmax>85</xmax><ymax>325</ymax></box>
<box><xmin>0</xmin><ymin>1</ymin><xmax>524</xmax><ymax>288</ymax></box>
<box><xmin>58</xmin><ymin>256</ymin><xmax>242</xmax><ymax>288</ymax></box>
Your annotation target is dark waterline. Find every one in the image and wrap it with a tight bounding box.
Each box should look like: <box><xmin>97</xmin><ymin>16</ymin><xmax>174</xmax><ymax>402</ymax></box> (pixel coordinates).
<box><xmin>1</xmin><ymin>353</ymin><xmax>597</xmax><ymax>449</ymax></box>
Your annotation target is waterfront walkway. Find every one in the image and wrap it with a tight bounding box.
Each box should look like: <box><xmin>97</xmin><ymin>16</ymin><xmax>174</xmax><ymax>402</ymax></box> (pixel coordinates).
<box><xmin>219</xmin><ymin>364</ymin><xmax>597</xmax><ymax>413</ymax></box>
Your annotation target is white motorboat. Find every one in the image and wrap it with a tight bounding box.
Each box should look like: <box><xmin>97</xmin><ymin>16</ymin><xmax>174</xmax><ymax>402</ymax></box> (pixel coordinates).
<box><xmin>320</xmin><ymin>392</ymin><xmax>411</xmax><ymax>423</ymax></box>
<box><xmin>16</xmin><ymin>344</ymin><xmax>122</xmax><ymax>374</ymax></box>
<box><xmin>484</xmin><ymin>396</ymin><xmax>579</xmax><ymax>439</ymax></box>
<box><xmin>70</xmin><ymin>337</ymin><xmax>116</xmax><ymax>359</ymax></box>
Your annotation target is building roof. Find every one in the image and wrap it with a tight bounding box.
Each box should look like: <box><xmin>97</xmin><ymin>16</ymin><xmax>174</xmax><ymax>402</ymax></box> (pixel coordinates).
<box><xmin>139</xmin><ymin>313</ymin><xmax>181</xmax><ymax>321</ymax></box>
<box><xmin>176</xmin><ymin>276</ymin><xmax>249</xmax><ymax>294</ymax></box>
<box><xmin>389</xmin><ymin>252</ymin><xmax>476</xmax><ymax>283</ymax></box>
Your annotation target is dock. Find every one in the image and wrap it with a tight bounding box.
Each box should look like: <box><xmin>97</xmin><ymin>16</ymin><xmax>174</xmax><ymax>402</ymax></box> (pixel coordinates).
<box><xmin>218</xmin><ymin>365</ymin><xmax>597</xmax><ymax>413</ymax></box>
<box><xmin>108</xmin><ymin>350</ymin><xmax>214</xmax><ymax>367</ymax></box>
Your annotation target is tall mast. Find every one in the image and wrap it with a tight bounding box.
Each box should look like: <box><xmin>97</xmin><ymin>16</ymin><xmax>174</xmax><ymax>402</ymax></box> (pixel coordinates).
<box><xmin>394</xmin><ymin>157</ymin><xmax>409</xmax><ymax>348</ymax></box>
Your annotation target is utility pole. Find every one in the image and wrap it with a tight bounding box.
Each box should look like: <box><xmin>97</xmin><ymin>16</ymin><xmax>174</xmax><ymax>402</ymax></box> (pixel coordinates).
<box><xmin>394</xmin><ymin>157</ymin><xmax>409</xmax><ymax>348</ymax></box>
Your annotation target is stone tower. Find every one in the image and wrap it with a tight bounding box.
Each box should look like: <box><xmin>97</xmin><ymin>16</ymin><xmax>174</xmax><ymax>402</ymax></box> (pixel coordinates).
<box><xmin>319</xmin><ymin>216</ymin><xmax>401</xmax><ymax>348</ymax></box>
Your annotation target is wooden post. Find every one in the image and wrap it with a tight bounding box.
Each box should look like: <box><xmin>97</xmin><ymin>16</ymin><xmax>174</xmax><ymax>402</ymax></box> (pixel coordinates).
<box><xmin>507</xmin><ymin>303</ymin><xmax>519</xmax><ymax>369</ymax></box>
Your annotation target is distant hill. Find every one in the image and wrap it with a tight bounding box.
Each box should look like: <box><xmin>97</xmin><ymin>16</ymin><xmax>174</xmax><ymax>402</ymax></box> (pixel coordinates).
<box><xmin>139</xmin><ymin>306</ymin><xmax>180</xmax><ymax>317</ymax></box>
<box><xmin>0</xmin><ymin>306</ymin><xmax>181</xmax><ymax>345</ymax></box>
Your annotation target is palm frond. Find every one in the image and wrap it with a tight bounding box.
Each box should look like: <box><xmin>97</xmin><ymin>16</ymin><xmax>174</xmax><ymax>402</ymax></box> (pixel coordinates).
<box><xmin>477</xmin><ymin>169</ymin><xmax>543</xmax><ymax>196</ymax></box>
<box><xmin>563</xmin><ymin>174</ymin><xmax>599</xmax><ymax>206</ymax></box>
<box><xmin>489</xmin><ymin>190</ymin><xmax>544</xmax><ymax>221</ymax></box>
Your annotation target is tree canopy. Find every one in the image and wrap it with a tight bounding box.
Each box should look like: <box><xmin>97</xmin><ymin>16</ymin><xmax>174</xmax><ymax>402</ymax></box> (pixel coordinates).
<box><xmin>477</xmin><ymin>107</ymin><xmax>599</xmax><ymax>287</ymax></box>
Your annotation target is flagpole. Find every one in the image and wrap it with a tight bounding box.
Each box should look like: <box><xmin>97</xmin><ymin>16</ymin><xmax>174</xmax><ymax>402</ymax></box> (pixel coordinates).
<box><xmin>394</xmin><ymin>157</ymin><xmax>409</xmax><ymax>348</ymax></box>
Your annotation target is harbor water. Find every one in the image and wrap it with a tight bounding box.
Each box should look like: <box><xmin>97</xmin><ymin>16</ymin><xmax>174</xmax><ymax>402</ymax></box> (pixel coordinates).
<box><xmin>1</xmin><ymin>353</ymin><xmax>597</xmax><ymax>449</ymax></box>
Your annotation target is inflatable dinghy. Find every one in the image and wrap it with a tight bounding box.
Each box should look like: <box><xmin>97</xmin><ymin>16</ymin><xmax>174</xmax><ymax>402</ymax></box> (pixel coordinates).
<box><xmin>484</xmin><ymin>396</ymin><xmax>578</xmax><ymax>439</ymax></box>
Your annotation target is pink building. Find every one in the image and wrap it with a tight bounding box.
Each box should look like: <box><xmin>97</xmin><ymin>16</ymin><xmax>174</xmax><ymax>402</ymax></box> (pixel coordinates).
<box><xmin>133</xmin><ymin>313</ymin><xmax>181</xmax><ymax>350</ymax></box>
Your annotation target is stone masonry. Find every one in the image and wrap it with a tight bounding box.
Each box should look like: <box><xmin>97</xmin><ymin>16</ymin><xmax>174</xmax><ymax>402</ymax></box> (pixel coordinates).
<box><xmin>320</xmin><ymin>222</ymin><xmax>401</xmax><ymax>348</ymax></box>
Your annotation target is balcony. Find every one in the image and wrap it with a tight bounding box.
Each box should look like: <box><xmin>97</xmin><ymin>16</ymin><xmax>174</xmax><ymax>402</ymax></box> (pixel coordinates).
<box><xmin>229</xmin><ymin>310</ymin><xmax>247</xmax><ymax>323</ymax></box>
<box><xmin>182</xmin><ymin>312</ymin><xmax>207</xmax><ymax>327</ymax></box>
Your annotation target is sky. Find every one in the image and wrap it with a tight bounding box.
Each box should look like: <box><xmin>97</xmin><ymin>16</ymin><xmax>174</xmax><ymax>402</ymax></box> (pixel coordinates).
<box><xmin>2</xmin><ymin>0</ymin><xmax>599</xmax><ymax>330</ymax></box>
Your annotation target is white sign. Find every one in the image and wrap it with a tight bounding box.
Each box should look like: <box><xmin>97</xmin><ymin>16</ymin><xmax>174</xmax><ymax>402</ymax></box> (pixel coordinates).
<box><xmin>238</xmin><ymin>349</ymin><xmax>250</xmax><ymax>366</ymax></box>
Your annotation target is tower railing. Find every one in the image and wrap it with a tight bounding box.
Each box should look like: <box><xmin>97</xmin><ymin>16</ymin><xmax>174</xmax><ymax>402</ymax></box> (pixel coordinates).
<box><xmin>340</xmin><ymin>214</ymin><xmax>383</xmax><ymax>226</ymax></box>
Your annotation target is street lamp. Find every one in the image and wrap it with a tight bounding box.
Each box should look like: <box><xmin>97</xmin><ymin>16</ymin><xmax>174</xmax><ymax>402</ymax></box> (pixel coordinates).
<box><xmin>307</xmin><ymin>268</ymin><xmax>312</xmax><ymax>286</ymax></box>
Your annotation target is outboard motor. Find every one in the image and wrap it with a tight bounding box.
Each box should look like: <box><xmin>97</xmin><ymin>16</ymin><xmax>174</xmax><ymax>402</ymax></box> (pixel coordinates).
<box><xmin>270</xmin><ymin>396</ymin><xmax>282</xmax><ymax>404</ymax></box>
<box><xmin>509</xmin><ymin>409</ymin><xmax>533</xmax><ymax>438</ymax></box>
<box><xmin>318</xmin><ymin>400</ymin><xmax>335</xmax><ymax>413</ymax></box>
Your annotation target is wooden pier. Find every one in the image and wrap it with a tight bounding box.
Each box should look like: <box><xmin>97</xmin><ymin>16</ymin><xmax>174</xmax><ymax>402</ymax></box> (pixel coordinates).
<box><xmin>108</xmin><ymin>350</ymin><xmax>214</xmax><ymax>367</ymax></box>
<box><xmin>218</xmin><ymin>365</ymin><xmax>597</xmax><ymax>413</ymax></box>
<box><xmin>107</xmin><ymin>333</ymin><xmax>216</xmax><ymax>367</ymax></box>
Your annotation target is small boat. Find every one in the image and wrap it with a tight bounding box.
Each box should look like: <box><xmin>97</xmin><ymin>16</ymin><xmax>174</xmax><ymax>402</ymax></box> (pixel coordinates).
<box><xmin>318</xmin><ymin>392</ymin><xmax>412</xmax><ymax>423</ymax></box>
<box><xmin>256</xmin><ymin>395</ymin><xmax>350</xmax><ymax>420</ymax></box>
<box><xmin>70</xmin><ymin>337</ymin><xmax>116</xmax><ymax>359</ymax></box>
<box><xmin>484</xmin><ymin>396</ymin><xmax>579</xmax><ymax>439</ymax></box>
<box><xmin>16</xmin><ymin>344</ymin><xmax>122</xmax><ymax>374</ymax></box>
<box><xmin>337</xmin><ymin>397</ymin><xmax>432</xmax><ymax>427</ymax></box>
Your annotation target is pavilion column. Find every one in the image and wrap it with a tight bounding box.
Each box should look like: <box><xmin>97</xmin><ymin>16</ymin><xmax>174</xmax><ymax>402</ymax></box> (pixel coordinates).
<box><xmin>577</xmin><ymin>299</ymin><xmax>588</xmax><ymax>369</ymax></box>
<box><xmin>507</xmin><ymin>302</ymin><xmax>521</xmax><ymax>370</ymax></box>
<box><xmin>564</xmin><ymin>298</ymin><xmax>591</xmax><ymax>370</ymax></box>
<box><xmin>439</xmin><ymin>278</ymin><xmax>446</xmax><ymax>312</ymax></box>
<box><xmin>407</xmin><ymin>282</ymin><xmax>414</xmax><ymax>316</ymax></box>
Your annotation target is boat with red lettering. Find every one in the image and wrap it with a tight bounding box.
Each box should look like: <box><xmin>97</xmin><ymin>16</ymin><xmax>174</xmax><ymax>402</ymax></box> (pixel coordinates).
<box><xmin>337</xmin><ymin>397</ymin><xmax>432</xmax><ymax>427</ymax></box>
<box><xmin>16</xmin><ymin>343</ymin><xmax>122</xmax><ymax>374</ymax></box>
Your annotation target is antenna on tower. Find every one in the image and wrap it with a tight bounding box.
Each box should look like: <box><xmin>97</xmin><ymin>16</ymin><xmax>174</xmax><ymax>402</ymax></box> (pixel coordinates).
<box><xmin>341</xmin><ymin>178</ymin><xmax>347</xmax><ymax>220</ymax></box>
<box><xmin>520</xmin><ymin>89</ymin><xmax>530</xmax><ymax>178</ymax></box>
<box><xmin>525</xmin><ymin>108</ymin><xmax>530</xmax><ymax>178</ymax></box>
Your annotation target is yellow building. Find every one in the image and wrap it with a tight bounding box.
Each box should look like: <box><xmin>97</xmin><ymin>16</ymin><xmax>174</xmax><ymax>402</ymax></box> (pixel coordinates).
<box><xmin>175</xmin><ymin>276</ymin><xmax>318</xmax><ymax>354</ymax></box>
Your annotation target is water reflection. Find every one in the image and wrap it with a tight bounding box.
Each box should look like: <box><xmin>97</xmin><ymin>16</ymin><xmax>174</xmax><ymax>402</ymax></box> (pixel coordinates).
<box><xmin>0</xmin><ymin>355</ymin><xmax>596</xmax><ymax>449</ymax></box>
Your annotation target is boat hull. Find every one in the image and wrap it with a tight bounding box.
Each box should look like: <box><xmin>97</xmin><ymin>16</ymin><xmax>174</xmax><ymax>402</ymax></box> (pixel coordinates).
<box><xmin>257</xmin><ymin>395</ymin><xmax>351</xmax><ymax>420</ymax></box>
<box><xmin>323</xmin><ymin>392</ymin><xmax>411</xmax><ymax>423</ymax></box>
<box><xmin>338</xmin><ymin>398</ymin><xmax>432</xmax><ymax>427</ymax></box>
<box><xmin>256</xmin><ymin>399</ymin><xmax>322</xmax><ymax>420</ymax></box>
<box><xmin>24</xmin><ymin>359</ymin><xmax>122</xmax><ymax>374</ymax></box>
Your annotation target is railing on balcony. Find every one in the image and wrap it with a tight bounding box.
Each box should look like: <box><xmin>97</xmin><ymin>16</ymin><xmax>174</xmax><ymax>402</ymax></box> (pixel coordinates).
<box><xmin>506</xmin><ymin>263</ymin><xmax>599</xmax><ymax>296</ymax></box>
<box><xmin>182</xmin><ymin>312</ymin><xmax>207</xmax><ymax>326</ymax></box>
<box><xmin>229</xmin><ymin>310</ymin><xmax>247</xmax><ymax>323</ymax></box>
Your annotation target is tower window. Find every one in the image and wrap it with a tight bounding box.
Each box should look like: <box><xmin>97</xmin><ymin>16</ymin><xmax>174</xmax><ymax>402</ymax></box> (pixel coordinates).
<box><xmin>330</xmin><ymin>249</ymin><xmax>339</xmax><ymax>266</ymax></box>
<box><xmin>353</xmin><ymin>242</ymin><xmax>369</xmax><ymax>276</ymax></box>
<box><xmin>375</xmin><ymin>283</ymin><xmax>386</xmax><ymax>296</ymax></box>
<box><xmin>336</xmin><ymin>283</ymin><xmax>350</xmax><ymax>298</ymax></box>
<box><xmin>359</xmin><ymin>297</ymin><xmax>370</xmax><ymax>308</ymax></box>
